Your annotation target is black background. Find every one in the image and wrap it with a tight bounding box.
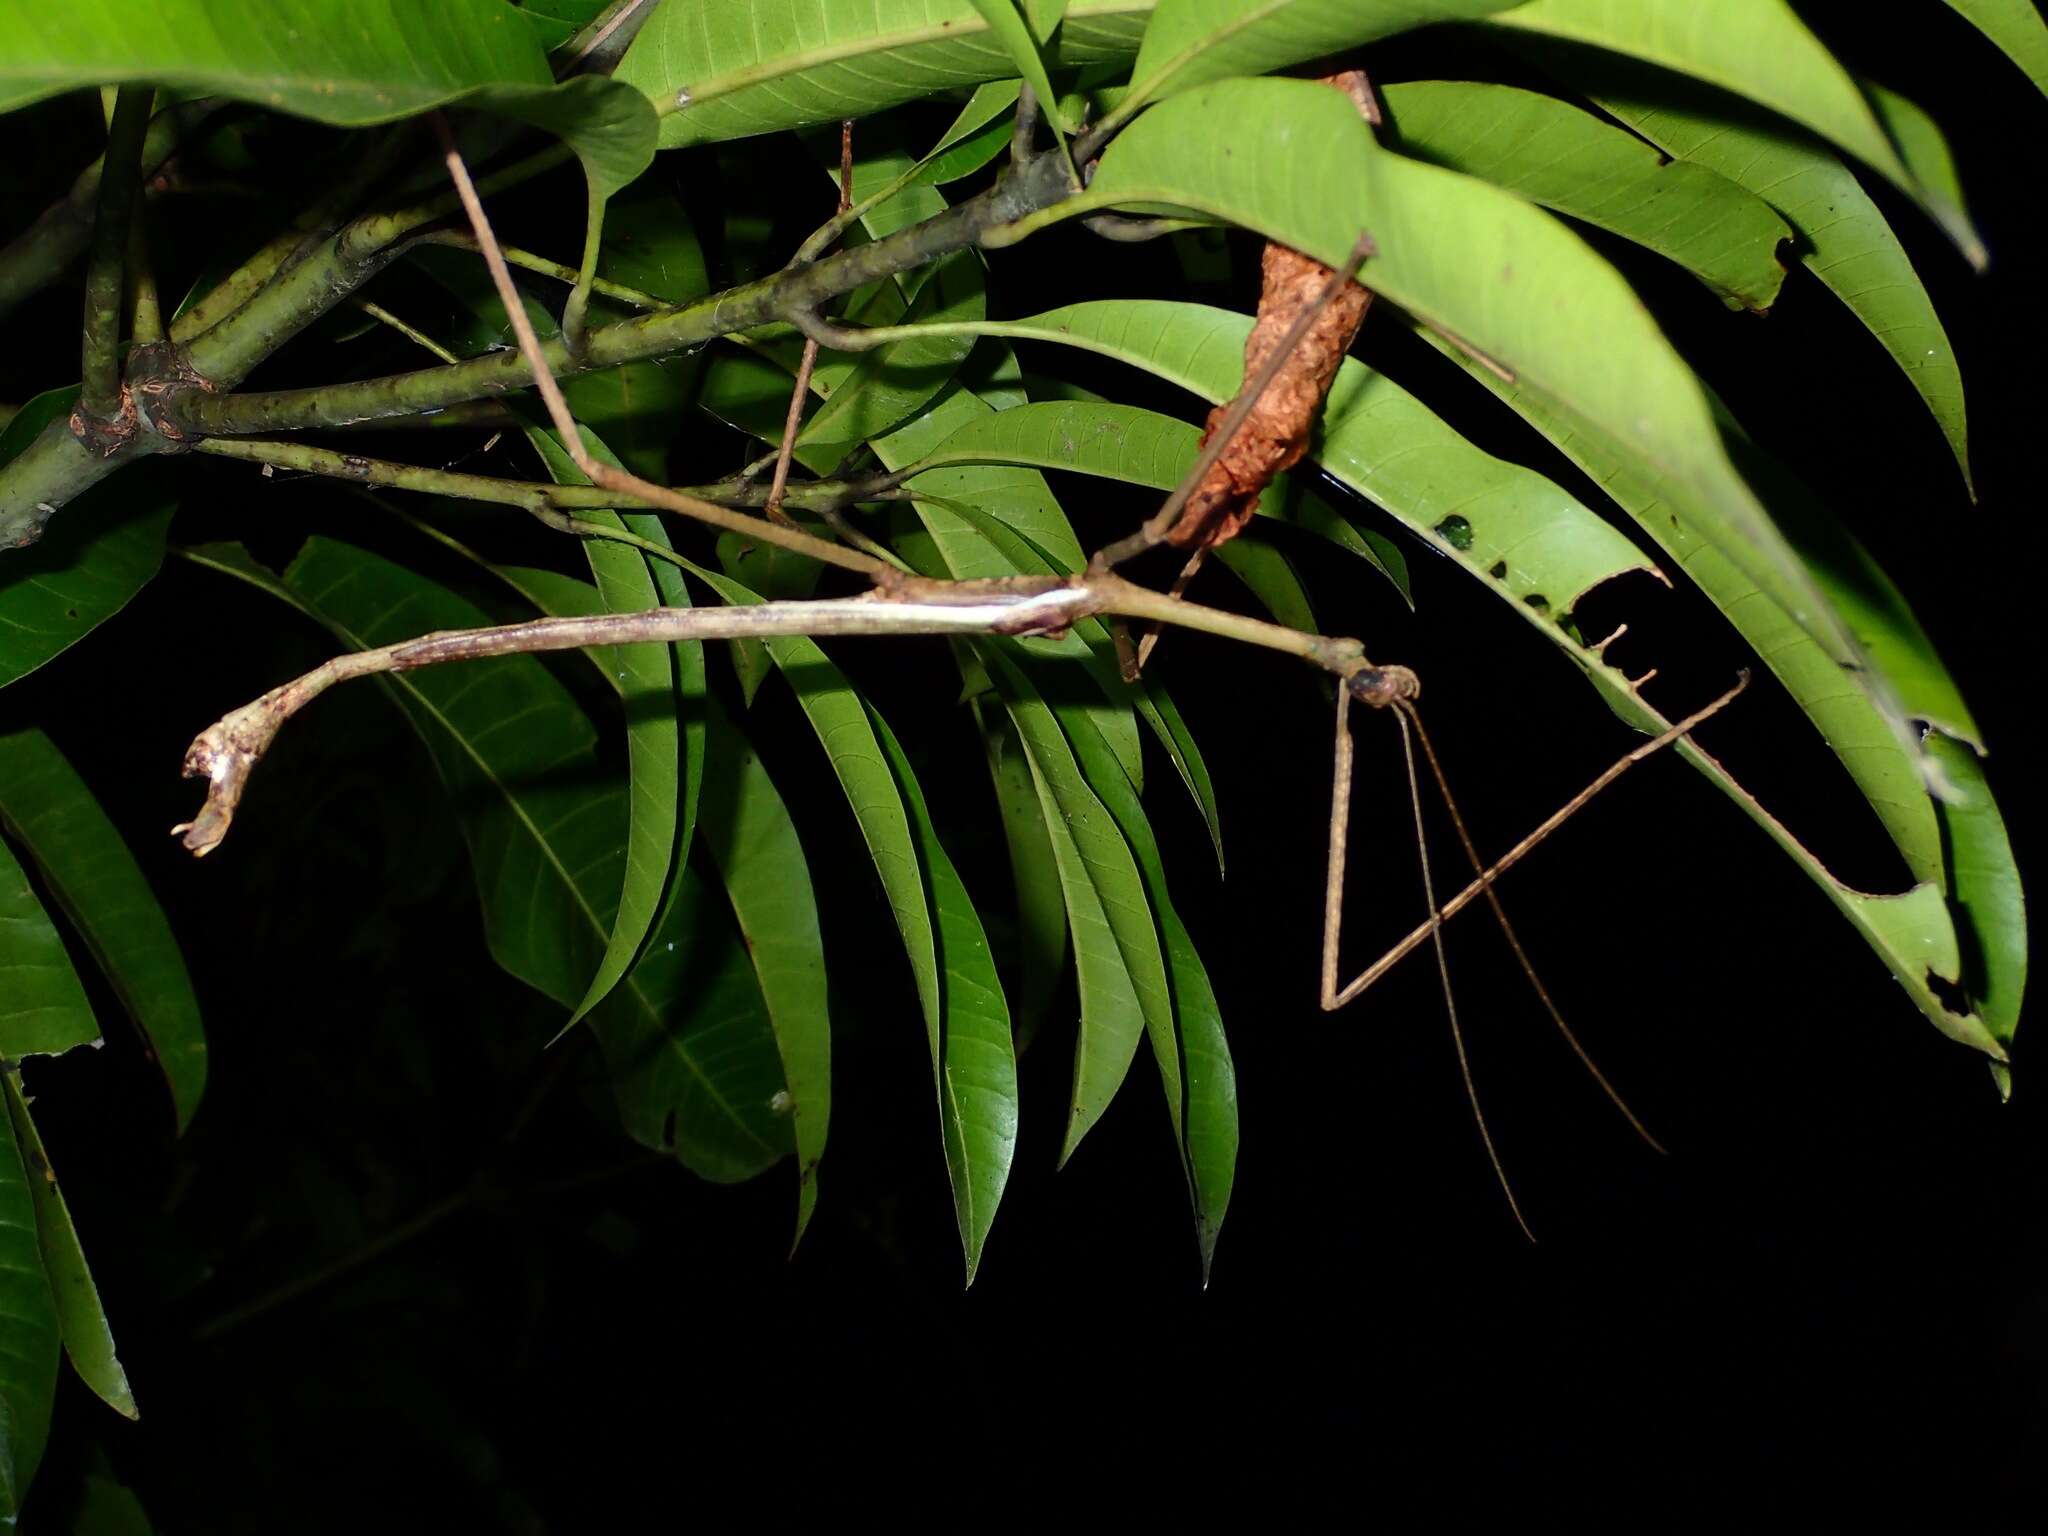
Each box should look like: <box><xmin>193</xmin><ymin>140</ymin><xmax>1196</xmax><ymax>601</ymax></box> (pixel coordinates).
<box><xmin>5</xmin><ymin>4</ymin><xmax>2043</xmax><ymax>1526</ymax></box>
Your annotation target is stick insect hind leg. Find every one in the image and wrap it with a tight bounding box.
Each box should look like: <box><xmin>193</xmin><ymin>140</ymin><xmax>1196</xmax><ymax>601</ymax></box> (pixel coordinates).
<box><xmin>1322</xmin><ymin>664</ymin><xmax>1751</xmax><ymax>1238</ymax></box>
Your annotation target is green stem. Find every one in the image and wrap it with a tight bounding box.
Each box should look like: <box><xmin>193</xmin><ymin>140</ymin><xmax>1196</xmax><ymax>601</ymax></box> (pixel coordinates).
<box><xmin>79</xmin><ymin>86</ymin><xmax>153</xmax><ymax>420</ymax></box>
<box><xmin>413</xmin><ymin>230</ymin><xmax>665</xmax><ymax>309</ymax></box>
<box><xmin>1</xmin><ymin>140</ymin><xmax>1079</xmax><ymax>548</ymax></box>
<box><xmin>176</xmin><ymin>147</ymin><xmax>1078</xmax><ymax>435</ymax></box>
<box><xmin>0</xmin><ymin>98</ymin><xmax>213</xmax><ymax>322</ymax></box>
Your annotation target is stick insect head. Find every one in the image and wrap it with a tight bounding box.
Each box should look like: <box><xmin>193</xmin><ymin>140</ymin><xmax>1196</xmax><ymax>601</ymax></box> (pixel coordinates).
<box><xmin>1345</xmin><ymin>663</ymin><xmax>1420</xmax><ymax>710</ymax></box>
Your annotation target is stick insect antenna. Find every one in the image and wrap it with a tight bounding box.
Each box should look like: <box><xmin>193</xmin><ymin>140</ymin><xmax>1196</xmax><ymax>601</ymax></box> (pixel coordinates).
<box><xmin>1393</xmin><ymin>701</ymin><xmax>1537</xmax><ymax>1241</ymax></box>
<box><xmin>1399</xmin><ymin>700</ymin><xmax>1666</xmax><ymax>1155</ymax></box>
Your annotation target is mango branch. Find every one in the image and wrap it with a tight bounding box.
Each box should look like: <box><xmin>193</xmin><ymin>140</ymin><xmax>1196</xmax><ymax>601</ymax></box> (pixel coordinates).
<box><xmin>0</xmin><ymin>110</ymin><xmax>1086</xmax><ymax>547</ymax></box>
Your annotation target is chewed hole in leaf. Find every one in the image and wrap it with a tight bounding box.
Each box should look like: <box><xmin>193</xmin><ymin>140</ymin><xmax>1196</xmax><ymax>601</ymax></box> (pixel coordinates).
<box><xmin>1434</xmin><ymin>514</ymin><xmax>1475</xmax><ymax>550</ymax></box>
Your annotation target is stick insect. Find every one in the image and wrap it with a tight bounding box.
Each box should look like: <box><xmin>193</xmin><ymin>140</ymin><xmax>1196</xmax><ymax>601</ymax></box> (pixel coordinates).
<box><xmin>175</xmin><ymin>128</ymin><xmax>1746</xmax><ymax>1240</ymax></box>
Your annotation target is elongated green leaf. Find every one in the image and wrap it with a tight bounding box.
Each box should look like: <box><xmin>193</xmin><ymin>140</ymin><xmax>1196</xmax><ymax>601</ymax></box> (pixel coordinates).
<box><xmin>0</xmin><ymin>730</ymin><xmax>205</xmax><ymax>1130</ymax></box>
<box><xmin>183</xmin><ymin>540</ymin><xmax>783</xmax><ymax>1179</ymax></box>
<box><xmin>977</xmin><ymin>649</ymin><xmax>1176</xmax><ymax>1163</ymax></box>
<box><xmin>699</xmin><ymin>707</ymin><xmax>831</xmax><ymax>1246</ymax></box>
<box><xmin>0</xmin><ymin>1082</ymin><xmax>57</xmax><ymax>1519</ymax></box>
<box><xmin>1860</xmin><ymin>80</ymin><xmax>1986</xmax><ymax>271</ymax></box>
<box><xmin>523</xmin><ymin>427</ymin><xmax>681</xmax><ymax>1028</ymax></box>
<box><xmin>1068</xmin><ymin>78</ymin><xmax>1927</xmax><ymax>778</ymax></box>
<box><xmin>1926</xmin><ymin>735</ymin><xmax>2026</xmax><ymax>1073</ymax></box>
<box><xmin>1489</xmin><ymin>0</ymin><xmax>1914</xmax><ymax>188</ymax></box>
<box><xmin>1943</xmin><ymin>0</ymin><xmax>2048</xmax><ymax>96</ymax></box>
<box><xmin>1381</xmin><ymin>79</ymin><xmax>1791</xmax><ymax>310</ymax></box>
<box><xmin>870</xmin><ymin>706</ymin><xmax>1018</xmax><ymax>1283</ymax></box>
<box><xmin>1042</xmin><ymin>661</ymin><xmax>1236</xmax><ymax>1277</ymax></box>
<box><xmin>0</xmin><ymin>839</ymin><xmax>98</xmax><ymax>1061</ymax></box>
<box><xmin>967</xmin><ymin>0</ymin><xmax>1071</xmax><ymax>134</ymax></box>
<box><xmin>1541</xmin><ymin>57</ymin><xmax>1976</xmax><ymax>495</ymax></box>
<box><xmin>1122</xmin><ymin>0</ymin><xmax>1522</xmax><ymax>118</ymax></box>
<box><xmin>1427</xmin><ymin>335</ymin><xmax>2003</xmax><ymax>1057</ymax></box>
<box><xmin>0</xmin><ymin>0</ymin><xmax>551</xmax><ymax>122</ymax></box>
<box><xmin>1</xmin><ymin>390</ymin><xmax>170</xmax><ymax>691</ymax></box>
<box><xmin>2</xmin><ymin>1077</ymin><xmax>133</xmax><ymax>1419</ymax></box>
<box><xmin>982</xmin><ymin>709</ymin><xmax>1068</xmax><ymax>1045</ymax></box>
<box><xmin>597</xmin><ymin>863</ymin><xmax>796</xmax><ymax>1182</ymax></box>
<box><xmin>686</xmin><ymin>565</ymin><xmax>943</xmax><ymax>1073</ymax></box>
<box><xmin>617</xmin><ymin>0</ymin><xmax>1149</xmax><ymax>148</ymax></box>
<box><xmin>595</xmin><ymin>179</ymin><xmax>711</xmax><ymax>307</ymax></box>
<box><xmin>922</xmin><ymin>79</ymin><xmax>1023</xmax><ymax>186</ymax></box>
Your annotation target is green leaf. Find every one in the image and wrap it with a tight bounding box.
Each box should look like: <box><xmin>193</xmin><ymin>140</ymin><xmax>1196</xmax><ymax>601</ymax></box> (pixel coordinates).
<box><xmin>1426</xmin><ymin>335</ymin><xmax>2004</xmax><ymax>1058</ymax></box>
<box><xmin>1039</xmin><ymin>660</ymin><xmax>1237</xmax><ymax>1277</ymax></box>
<box><xmin>1066</xmin><ymin>78</ymin><xmax>1926</xmax><ymax>775</ymax></box>
<box><xmin>984</xmin><ymin>650</ymin><xmax>1168</xmax><ymax>1163</ymax></box>
<box><xmin>1566</xmin><ymin>65</ymin><xmax>1976</xmax><ymax>496</ymax></box>
<box><xmin>1</xmin><ymin>1076</ymin><xmax>134</xmax><ymax>1419</ymax></box>
<box><xmin>0</xmin><ymin>838</ymin><xmax>98</xmax><ymax>1061</ymax></box>
<box><xmin>1380</xmin><ymin>79</ymin><xmax>1792</xmax><ymax>310</ymax></box>
<box><xmin>1211</xmin><ymin>532</ymin><xmax>1317</xmax><ymax>633</ymax></box>
<box><xmin>1121</xmin><ymin>0</ymin><xmax>1523</xmax><ymax>120</ymax></box>
<box><xmin>595</xmin><ymin>864</ymin><xmax>797</xmax><ymax>1182</ymax></box>
<box><xmin>518</xmin><ymin>0</ymin><xmax>617</xmax><ymax>54</ymax></box>
<box><xmin>685</xmin><ymin>564</ymin><xmax>945</xmax><ymax>1103</ymax></box>
<box><xmin>595</xmin><ymin>179</ymin><xmax>711</xmax><ymax>306</ymax></box>
<box><xmin>183</xmin><ymin>540</ymin><xmax>784</xmax><ymax>1179</ymax></box>
<box><xmin>481</xmin><ymin>76</ymin><xmax>660</xmax><ymax>346</ymax></box>
<box><xmin>1926</xmin><ymin>735</ymin><xmax>2026</xmax><ymax>1066</ymax></box>
<box><xmin>0</xmin><ymin>729</ymin><xmax>206</xmax><ymax>1131</ymax></box>
<box><xmin>921</xmin><ymin>79</ymin><xmax>1024</xmax><ymax>186</ymax></box>
<box><xmin>1489</xmin><ymin>0</ymin><xmax>1914</xmax><ymax>189</ymax></box>
<box><xmin>982</xmin><ymin>710</ymin><xmax>1068</xmax><ymax>1047</ymax></box>
<box><xmin>616</xmin><ymin>0</ymin><xmax>1149</xmax><ymax>148</ymax></box>
<box><xmin>0</xmin><ymin>1077</ymin><xmax>57</xmax><ymax>1519</ymax></box>
<box><xmin>0</xmin><ymin>390</ymin><xmax>171</xmax><ymax>692</ymax></box>
<box><xmin>870</xmin><ymin>705</ymin><xmax>1018</xmax><ymax>1284</ymax></box>
<box><xmin>523</xmin><ymin>427</ymin><xmax>681</xmax><ymax>1028</ymax></box>
<box><xmin>0</xmin><ymin>0</ymin><xmax>552</xmax><ymax>123</ymax></box>
<box><xmin>1943</xmin><ymin>0</ymin><xmax>2048</xmax><ymax>96</ymax></box>
<box><xmin>698</xmin><ymin>706</ymin><xmax>831</xmax><ymax>1247</ymax></box>
<box><xmin>1859</xmin><ymin>79</ymin><xmax>1987</xmax><ymax>272</ymax></box>
<box><xmin>966</xmin><ymin>0</ymin><xmax>1072</xmax><ymax>135</ymax></box>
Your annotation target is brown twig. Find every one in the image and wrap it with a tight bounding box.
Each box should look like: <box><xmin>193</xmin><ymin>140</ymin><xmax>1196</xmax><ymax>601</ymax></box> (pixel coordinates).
<box><xmin>426</xmin><ymin>114</ymin><xmax>886</xmax><ymax>579</ymax></box>
<box><xmin>764</xmin><ymin>120</ymin><xmax>857</xmax><ymax>527</ymax></box>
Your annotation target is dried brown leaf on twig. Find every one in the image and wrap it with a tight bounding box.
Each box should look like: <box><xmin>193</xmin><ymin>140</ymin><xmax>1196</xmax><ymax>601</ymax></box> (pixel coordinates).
<box><xmin>1169</xmin><ymin>70</ymin><xmax>1380</xmax><ymax>554</ymax></box>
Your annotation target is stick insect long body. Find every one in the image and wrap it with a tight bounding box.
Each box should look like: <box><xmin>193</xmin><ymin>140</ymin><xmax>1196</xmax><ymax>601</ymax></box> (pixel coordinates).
<box><xmin>176</xmin><ymin>132</ymin><xmax>1749</xmax><ymax>1240</ymax></box>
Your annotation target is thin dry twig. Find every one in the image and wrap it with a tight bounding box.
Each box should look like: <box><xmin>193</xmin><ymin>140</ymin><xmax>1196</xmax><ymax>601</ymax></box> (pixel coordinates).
<box><xmin>764</xmin><ymin>120</ymin><xmax>858</xmax><ymax>527</ymax></box>
<box><xmin>425</xmin><ymin>115</ymin><xmax>885</xmax><ymax>579</ymax></box>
